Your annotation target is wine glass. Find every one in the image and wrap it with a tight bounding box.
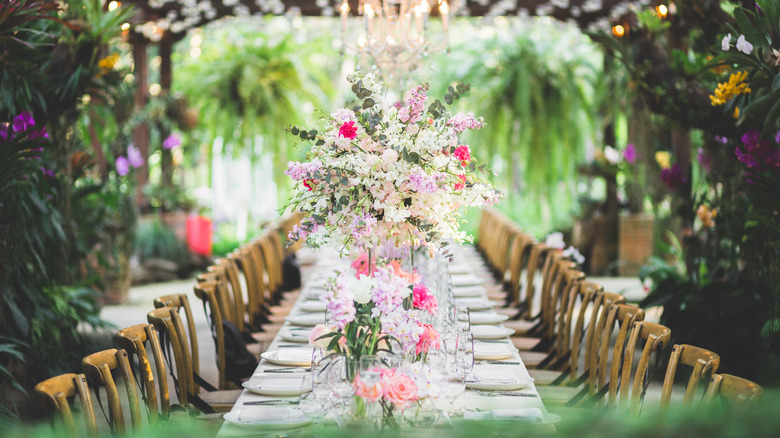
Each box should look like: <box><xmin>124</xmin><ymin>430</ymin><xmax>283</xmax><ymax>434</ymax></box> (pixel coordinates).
<box><xmin>300</xmin><ymin>391</ymin><xmax>326</xmax><ymax>434</ymax></box>
<box><xmin>455</xmin><ymin>332</ymin><xmax>474</xmax><ymax>379</ymax></box>
<box><xmin>443</xmin><ymin>374</ymin><xmax>466</xmax><ymax>417</ymax></box>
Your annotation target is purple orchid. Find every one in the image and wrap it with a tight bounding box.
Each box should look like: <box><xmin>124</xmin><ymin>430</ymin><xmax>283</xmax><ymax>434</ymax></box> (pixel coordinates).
<box><xmin>12</xmin><ymin>111</ymin><xmax>35</xmax><ymax>133</ymax></box>
<box><xmin>115</xmin><ymin>156</ymin><xmax>130</xmax><ymax>176</ymax></box>
<box><xmin>163</xmin><ymin>133</ymin><xmax>182</xmax><ymax>150</ymax></box>
<box><xmin>623</xmin><ymin>143</ymin><xmax>637</xmax><ymax>164</ymax></box>
<box><xmin>127</xmin><ymin>145</ymin><xmax>144</xmax><ymax>168</ymax></box>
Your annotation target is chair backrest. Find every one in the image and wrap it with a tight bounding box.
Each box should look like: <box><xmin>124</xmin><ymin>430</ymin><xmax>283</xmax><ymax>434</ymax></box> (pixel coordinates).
<box><xmin>704</xmin><ymin>373</ymin><xmax>762</xmax><ymax>410</ymax></box>
<box><xmin>193</xmin><ymin>280</ymin><xmax>230</xmax><ymax>390</ymax></box>
<box><xmin>35</xmin><ymin>373</ymin><xmax>97</xmax><ymax>438</ymax></box>
<box><xmin>147</xmin><ymin>306</ymin><xmax>195</xmax><ymax>405</ymax></box>
<box><xmin>506</xmin><ymin>230</ymin><xmax>534</xmax><ymax>306</ymax></box>
<box><xmin>560</xmin><ymin>280</ymin><xmax>604</xmax><ymax>383</ymax></box>
<box><xmin>540</xmin><ymin>257</ymin><xmax>577</xmax><ymax>343</ymax></box>
<box><xmin>620</xmin><ymin>321</ymin><xmax>672</xmax><ymax>415</ymax></box>
<box><xmin>153</xmin><ymin>293</ymin><xmax>200</xmax><ymax>391</ymax></box>
<box><xmin>600</xmin><ymin>304</ymin><xmax>646</xmax><ymax>405</ymax></box>
<box><xmin>115</xmin><ymin>324</ymin><xmax>170</xmax><ymax>423</ymax></box>
<box><xmin>521</xmin><ymin>241</ymin><xmax>549</xmax><ymax>320</ymax></box>
<box><xmin>256</xmin><ymin>234</ymin><xmax>283</xmax><ymax>299</ymax></box>
<box><xmin>232</xmin><ymin>246</ymin><xmax>267</xmax><ymax>328</ymax></box>
<box><xmin>583</xmin><ymin>291</ymin><xmax>626</xmax><ymax>392</ymax></box>
<box><xmin>660</xmin><ymin>343</ymin><xmax>720</xmax><ymax>412</ymax></box>
<box><xmin>81</xmin><ymin>348</ymin><xmax>142</xmax><ymax>434</ymax></box>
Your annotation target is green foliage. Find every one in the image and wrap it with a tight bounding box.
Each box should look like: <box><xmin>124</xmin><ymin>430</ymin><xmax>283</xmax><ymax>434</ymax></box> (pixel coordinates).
<box><xmin>173</xmin><ymin>18</ymin><xmax>337</xmax><ymax>193</ymax></box>
<box><xmin>135</xmin><ymin>218</ymin><xmax>188</xmax><ymax>264</ymax></box>
<box><xmin>432</xmin><ymin>19</ymin><xmax>603</xmax><ymax>234</ymax></box>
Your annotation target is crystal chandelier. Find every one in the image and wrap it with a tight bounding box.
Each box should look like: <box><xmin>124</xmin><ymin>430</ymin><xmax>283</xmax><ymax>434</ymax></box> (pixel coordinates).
<box><xmin>339</xmin><ymin>0</ymin><xmax>452</xmax><ymax>83</ymax></box>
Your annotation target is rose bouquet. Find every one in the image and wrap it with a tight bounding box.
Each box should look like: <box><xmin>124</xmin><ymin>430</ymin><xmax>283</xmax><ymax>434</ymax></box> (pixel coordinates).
<box><xmin>285</xmin><ymin>72</ymin><xmax>501</xmax><ymax>255</ymax></box>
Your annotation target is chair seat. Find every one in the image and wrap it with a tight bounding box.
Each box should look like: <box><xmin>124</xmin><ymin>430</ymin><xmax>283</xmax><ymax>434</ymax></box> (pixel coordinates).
<box><xmin>199</xmin><ymin>389</ymin><xmax>243</xmax><ymax>412</ymax></box>
<box><xmin>503</xmin><ymin>319</ymin><xmax>539</xmax><ymax>337</ymax></box>
<box><xmin>528</xmin><ymin>369</ymin><xmax>564</xmax><ymax>386</ymax></box>
<box><xmin>518</xmin><ymin>350</ymin><xmax>550</xmax><ymax>369</ymax></box>
<box><xmin>536</xmin><ymin>384</ymin><xmax>583</xmax><ymax>405</ymax></box>
<box><xmin>511</xmin><ymin>336</ymin><xmax>541</xmax><ymax>351</ymax></box>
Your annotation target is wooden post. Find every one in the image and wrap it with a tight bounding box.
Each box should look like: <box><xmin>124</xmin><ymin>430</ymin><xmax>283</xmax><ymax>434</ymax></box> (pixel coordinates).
<box><xmin>131</xmin><ymin>32</ymin><xmax>149</xmax><ymax>207</ymax></box>
<box><xmin>159</xmin><ymin>33</ymin><xmax>174</xmax><ymax>190</ymax></box>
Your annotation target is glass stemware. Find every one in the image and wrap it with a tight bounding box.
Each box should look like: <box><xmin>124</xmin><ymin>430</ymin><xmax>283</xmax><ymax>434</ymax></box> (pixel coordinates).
<box><xmin>443</xmin><ymin>374</ymin><xmax>466</xmax><ymax>417</ymax></box>
<box><xmin>300</xmin><ymin>391</ymin><xmax>326</xmax><ymax>435</ymax></box>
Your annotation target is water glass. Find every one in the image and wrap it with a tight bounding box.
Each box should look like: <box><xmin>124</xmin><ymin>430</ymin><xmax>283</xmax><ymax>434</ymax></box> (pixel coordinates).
<box><xmin>443</xmin><ymin>374</ymin><xmax>466</xmax><ymax>416</ymax></box>
<box><xmin>300</xmin><ymin>391</ymin><xmax>326</xmax><ymax>433</ymax></box>
<box><xmin>358</xmin><ymin>355</ymin><xmax>382</xmax><ymax>386</ymax></box>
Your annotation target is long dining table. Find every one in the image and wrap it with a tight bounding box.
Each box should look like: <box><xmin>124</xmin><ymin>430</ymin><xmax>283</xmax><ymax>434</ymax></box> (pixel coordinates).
<box><xmin>217</xmin><ymin>244</ymin><xmax>555</xmax><ymax>436</ymax></box>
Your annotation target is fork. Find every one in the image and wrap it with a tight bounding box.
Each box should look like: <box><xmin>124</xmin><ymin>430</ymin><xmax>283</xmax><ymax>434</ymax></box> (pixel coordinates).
<box><xmin>473</xmin><ymin>390</ymin><xmax>537</xmax><ymax>398</ymax></box>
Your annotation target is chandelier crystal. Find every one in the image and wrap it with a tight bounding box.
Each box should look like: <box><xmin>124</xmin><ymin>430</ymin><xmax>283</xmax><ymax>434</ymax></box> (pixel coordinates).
<box><xmin>340</xmin><ymin>0</ymin><xmax>452</xmax><ymax>84</ymax></box>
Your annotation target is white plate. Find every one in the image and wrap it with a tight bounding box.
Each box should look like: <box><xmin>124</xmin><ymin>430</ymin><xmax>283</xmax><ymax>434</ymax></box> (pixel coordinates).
<box><xmin>223</xmin><ymin>408</ymin><xmax>311</xmax><ymax>429</ymax></box>
<box><xmin>279</xmin><ymin>328</ymin><xmax>313</xmax><ymax>343</ymax></box>
<box><xmin>260</xmin><ymin>349</ymin><xmax>313</xmax><ymax>367</ymax></box>
<box><xmin>466</xmin><ymin>366</ymin><xmax>534</xmax><ymax>391</ymax></box>
<box><xmin>455</xmin><ymin>298</ymin><xmax>498</xmax><ymax>311</ymax></box>
<box><xmin>298</xmin><ymin>301</ymin><xmax>327</xmax><ymax>312</ymax></box>
<box><xmin>452</xmin><ymin>286</ymin><xmax>486</xmax><ymax>297</ymax></box>
<box><xmin>463</xmin><ymin>312</ymin><xmax>509</xmax><ymax>325</ymax></box>
<box><xmin>447</xmin><ymin>264</ymin><xmax>472</xmax><ymax>275</ymax></box>
<box><xmin>242</xmin><ymin>376</ymin><xmax>312</xmax><ymax>396</ymax></box>
<box><xmin>451</xmin><ymin>274</ymin><xmax>483</xmax><ymax>287</ymax></box>
<box><xmin>285</xmin><ymin>313</ymin><xmax>326</xmax><ymax>326</ymax></box>
<box><xmin>473</xmin><ymin>342</ymin><xmax>518</xmax><ymax>360</ymax></box>
<box><xmin>470</xmin><ymin>325</ymin><xmax>516</xmax><ymax>340</ymax></box>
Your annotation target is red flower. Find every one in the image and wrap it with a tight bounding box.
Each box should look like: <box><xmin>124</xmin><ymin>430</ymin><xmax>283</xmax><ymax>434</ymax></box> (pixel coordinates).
<box><xmin>454</xmin><ymin>145</ymin><xmax>471</xmax><ymax>166</ymax></box>
<box><xmin>338</xmin><ymin>121</ymin><xmax>358</xmax><ymax>140</ymax></box>
<box><xmin>303</xmin><ymin>179</ymin><xmax>314</xmax><ymax>191</ymax></box>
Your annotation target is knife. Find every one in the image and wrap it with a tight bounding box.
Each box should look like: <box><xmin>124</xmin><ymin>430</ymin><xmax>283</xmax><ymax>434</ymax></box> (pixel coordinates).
<box><xmin>243</xmin><ymin>400</ymin><xmax>299</xmax><ymax>406</ymax></box>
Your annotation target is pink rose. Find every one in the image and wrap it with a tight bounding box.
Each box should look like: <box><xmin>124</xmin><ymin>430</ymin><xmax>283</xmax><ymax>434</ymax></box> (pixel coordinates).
<box><xmin>339</xmin><ymin>121</ymin><xmax>358</xmax><ymax>140</ymax></box>
<box><xmin>412</xmin><ymin>284</ymin><xmax>438</xmax><ymax>315</ymax></box>
<box><xmin>383</xmin><ymin>373</ymin><xmax>417</xmax><ymax>408</ymax></box>
<box><xmin>355</xmin><ymin>376</ymin><xmax>384</xmax><ymax>403</ymax></box>
<box><xmin>454</xmin><ymin>145</ymin><xmax>471</xmax><ymax>167</ymax></box>
<box><xmin>309</xmin><ymin>324</ymin><xmax>336</xmax><ymax>350</ymax></box>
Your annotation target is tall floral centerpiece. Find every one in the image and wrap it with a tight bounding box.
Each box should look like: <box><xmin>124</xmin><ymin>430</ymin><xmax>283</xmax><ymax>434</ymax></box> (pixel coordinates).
<box><xmin>285</xmin><ymin>72</ymin><xmax>500</xmax><ymax>426</ymax></box>
<box><xmin>285</xmin><ymin>72</ymin><xmax>500</xmax><ymax>254</ymax></box>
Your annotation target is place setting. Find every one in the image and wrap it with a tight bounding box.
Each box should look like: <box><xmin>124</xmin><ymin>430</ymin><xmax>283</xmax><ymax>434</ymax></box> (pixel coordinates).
<box><xmin>285</xmin><ymin>312</ymin><xmax>326</xmax><ymax>327</ymax></box>
<box><xmin>260</xmin><ymin>346</ymin><xmax>315</xmax><ymax>367</ymax></box>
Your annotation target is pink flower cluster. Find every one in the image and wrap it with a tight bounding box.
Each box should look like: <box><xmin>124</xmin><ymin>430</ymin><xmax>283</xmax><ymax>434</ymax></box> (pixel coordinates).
<box><xmin>284</xmin><ymin>160</ymin><xmax>323</xmax><ymax>180</ymax></box>
<box><xmin>371</xmin><ymin>266</ymin><xmax>411</xmax><ymax>315</ymax></box>
<box><xmin>454</xmin><ymin>174</ymin><xmax>467</xmax><ymax>191</ymax></box>
<box><xmin>323</xmin><ymin>276</ymin><xmax>356</xmax><ymax>330</ymax></box>
<box><xmin>351</xmin><ymin>214</ymin><xmax>378</xmax><ymax>241</ymax></box>
<box><xmin>350</xmin><ymin>251</ymin><xmax>376</xmax><ymax>278</ymax></box>
<box><xmin>412</xmin><ymin>284</ymin><xmax>438</xmax><ymax>315</ymax></box>
<box><xmin>355</xmin><ymin>368</ymin><xmax>418</xmax><ymax>408</ymax></box>
<box><xmin>407</xmin><ymin>172</ymin><xmax>439</xmax><ymax>194</ymax></box>
<box><xmin>415</xmin><ymin>323</ymin><xmax>440</xmax><ymax>355</ymax></box>
<box><xmin>447</xmin><ymin>112</ymin><xmax>484</xmax><ymax>135</ymax></box>
<box><xmin>116</xmin><ymin>144</ymin><xmax>144</xmax><ymax>176</ymax></box>
<box><xmin>398</xmin><ymin>83</ymin><xmax>429</xmax><ymax>124</ymax></box>
<box><xmin>387</xmin><ymin>259</ymin><xmax>420</xmax><ymax>284</ymax></box>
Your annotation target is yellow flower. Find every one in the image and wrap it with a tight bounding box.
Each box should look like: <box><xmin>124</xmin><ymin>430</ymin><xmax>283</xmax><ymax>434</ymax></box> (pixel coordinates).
<box><xmin>97</xmin><ymin>54</ymin><xmax>120</xmax><ymax>77</ymax></box>
<box><xmin>733</xmin><ymin>106</ymin><xmax>740</xmax><ymax>119</ymax></box>
<box><xmin>655</xmin><ymin>151</ymin><xmax>671</xmax><ymax>170</ymax></box>
<box><xmin>697</xmin><ymin>204</ymin><xmax>717</xmax><ymax>228</ymax></box>
<box><xmin>710</xmin><ymin>71</ymin><xmax>751</xmax><ymax>106</ymax></box>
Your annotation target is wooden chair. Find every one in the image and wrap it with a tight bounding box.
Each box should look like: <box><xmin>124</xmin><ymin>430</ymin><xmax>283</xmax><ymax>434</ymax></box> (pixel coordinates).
<box><xmin>619</xmin><ymin>321</ymin><xmax>672</xmax><ymax>415</ymax></box>
<box><xmin>115</xmin><ymin>324</ymin><xmax>171</xmax><ymax>424</ymax></box>
<box><xmin>232</xmin><ymin>246</ymin><xmax>269</xmax><ymax>329</ymax></box>
<box><xmin>35</xmin><ymin>373</ymin><xmax>98</xmax><ymax>438</ymax></box>
<box><xmin>704</xmin><ymin>373</ymin><xmax>762</xmax><ymax>410</ymax></box>
<box><xmin>152</xmin><ymin>293</ymin><xmax>200</xmax><ymax>392</ymax></box>
<box><xmin>147</xmin><ymin>306</ymin><xmax>241</xmax><ymax>413</ymax></box>
<box><xmin>659</xmin><ymin>344</ymin><xmax>720</xmax><ymax>413</ymax></box>
<box><xmin>81</xmin><ymin>348</ymin><xmax>143</xmax><ymax>435</ymax></box>
<box><xmin>532</xmin><ymin>280</ymin><xmax>603</xmax><ymax>389</ymax></box>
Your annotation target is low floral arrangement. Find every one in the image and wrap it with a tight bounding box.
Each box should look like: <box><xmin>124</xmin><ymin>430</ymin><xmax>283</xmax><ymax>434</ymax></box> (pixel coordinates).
<box><xmin>308</xmin><ymin>252</ymin><xmax>440</xmax><ymax>360</ymax></box>
<box><xmin>284</xmin><ymin>72</ymin><xmax>501</xmax><ymax>255</ymax></box>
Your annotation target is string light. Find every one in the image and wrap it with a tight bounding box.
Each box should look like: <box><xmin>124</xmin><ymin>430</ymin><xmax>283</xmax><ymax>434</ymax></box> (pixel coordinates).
<box><xmin>612</xmin><ymin>24</ymin><xmax>625</xmax><ymax>38</ymax></box>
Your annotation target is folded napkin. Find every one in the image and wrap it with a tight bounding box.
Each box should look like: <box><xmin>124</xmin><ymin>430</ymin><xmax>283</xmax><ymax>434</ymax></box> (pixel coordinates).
<box><xmin>247</xmin><ymin>376</ymin><xmax>306</xmax><ymax>389</ymax></box>
<box><xmin>472</xmin><ymin>368</ymin><xmax>517</xmax><ymax>383</ymax></box>
<box><xmin>277</xmin><ymin>349</ymin><xmax>314</xmax><ymax>361</ymax></box>
<box><xmin>238</xmin><ymin>407</ymin><xmax>292</xmax><ymax>423</ymax></box>
<box><xmin>491</xmin><ymin>408</ymin><xmax>544</xmax><ymax>422</ymax></box>
<box><xmin>475</xmin><ymin>343</ymin><xmax>510</xmax><ymax>355</ymax></box>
